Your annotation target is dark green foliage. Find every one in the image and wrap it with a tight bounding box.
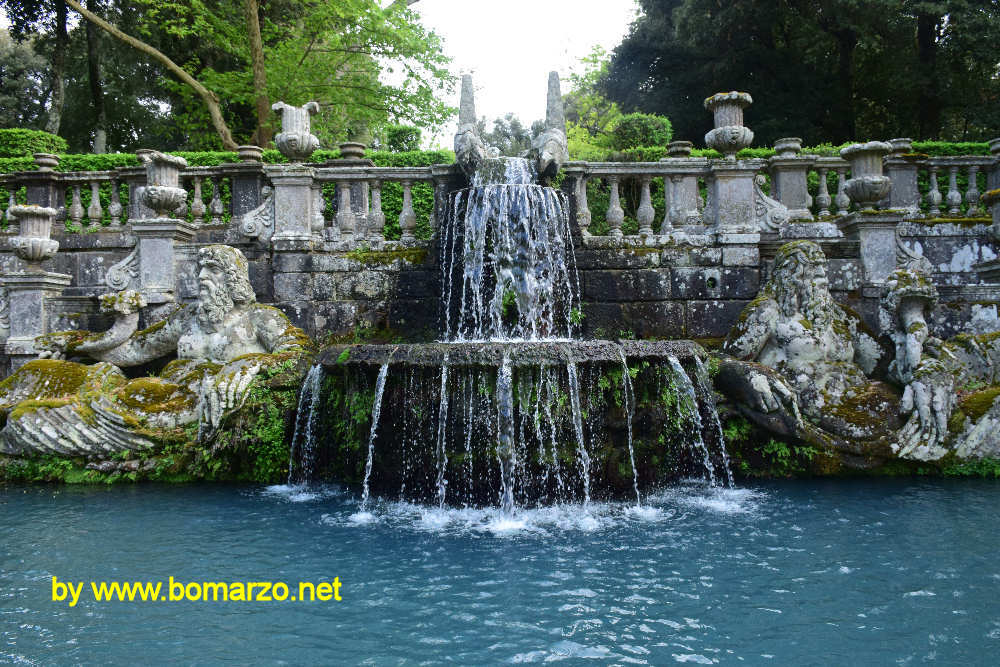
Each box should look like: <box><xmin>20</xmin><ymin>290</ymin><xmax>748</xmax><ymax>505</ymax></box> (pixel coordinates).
<box><xmin>610</xmin><ymin>113</ymin><xmax>673</xmax><ymax>151</ymax></box>
<box><xmin>604</xmin><ymin>0</ymin><xmax>1000</xmax><ymax>145</ymax></box>
<box><xmin>0</xmin><ymin>128</ymin><xmax>68</xmax><ymax>157</ymax></box>
<box><xmin>379</xmin><ymin>124</ymin><xmax>422</xmax><ymax>152</ymax></box>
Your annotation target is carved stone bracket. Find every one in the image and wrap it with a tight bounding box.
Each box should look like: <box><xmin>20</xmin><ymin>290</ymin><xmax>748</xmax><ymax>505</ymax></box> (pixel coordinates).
<box><xmin>753</xmin><ymin>174</ymin><xmax>790</xmax><ymax>232</ymax></box>
<box><xmin>240</xmin><ymin>185</ymin><xmax>275</xmax><ymax>240</ymax></box>
<box><xmin>106</xmin><ymin>247</ymin><xmax>140</xmax><ymax>291</ymax></box>
<box><xmin>895</xmin><ymin>225</ymin><xmax>934</xmax><ymax>274</ymax></box>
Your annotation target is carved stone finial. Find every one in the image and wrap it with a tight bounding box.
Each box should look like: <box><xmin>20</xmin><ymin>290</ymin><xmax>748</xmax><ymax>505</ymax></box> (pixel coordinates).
<box><xmin>8</xmin><ymin>205</ymin><xmax>59</xmax><ymax>267</ymax></box>
<box><xmin>454</xmin><ymin>74</ymin><xmax>486</xmax><ymax>180</ymax></box>
<box><xmin>545</xmin><ymin>71</ymin><xmax>565</xmax><ymax>130</ymax></box>
<box><xmin>704</xmin><ymin>91</ymin><xmax>754</xmax><ymax>159</ymax></box>
<box><xmin>272</xmin><ymin>101</ymin><xmax>321</xmax><ymax>162</ymax></box>
<box><xmin>840</xmin><ymin>141</ymin><xmax>892</xmax><ymax>208</ymax></box>
<box><xmin>530</xmin><ymin>71</ymin><xmax>569</xmax><ymax>182</ymax></box>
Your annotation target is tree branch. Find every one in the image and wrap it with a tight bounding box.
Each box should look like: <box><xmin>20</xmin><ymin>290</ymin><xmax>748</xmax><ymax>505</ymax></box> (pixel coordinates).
<box><xmin>64</xmin><ymin>0</ymin><xmax>240</xmax><ymax>150</ymax></box>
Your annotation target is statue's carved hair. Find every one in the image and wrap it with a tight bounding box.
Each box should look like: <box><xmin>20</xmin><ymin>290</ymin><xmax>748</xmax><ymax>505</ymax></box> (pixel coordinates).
<box><xmin>768</xmin><ymin>241</ymin><xmax>833</xmax><ymax>324</ymax></box>
<box><xmin>198</xmin><ymin>245</ymin><xmax>255</xmax><ymax>305</ymax></box>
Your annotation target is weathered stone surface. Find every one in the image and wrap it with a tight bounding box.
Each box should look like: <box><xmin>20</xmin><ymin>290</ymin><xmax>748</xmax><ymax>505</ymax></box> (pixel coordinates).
<box><xmin>685</xmin><ymin>300</ymin><xmax>749</xmax><ymax>337</ymax></box>
<box><xmin>671</xmin><ymin>267</ymin><xmax>759</xmax><ymax>300</ymax></box>
<box><xmin>583</xmin><ymin>269</ymin><xmax>671</xmax><ymax>302</ymax></box>
<box><xmin>722</xmin><ymin>245</ymin><xmax>759</xmax><ymax>266</ymax></box>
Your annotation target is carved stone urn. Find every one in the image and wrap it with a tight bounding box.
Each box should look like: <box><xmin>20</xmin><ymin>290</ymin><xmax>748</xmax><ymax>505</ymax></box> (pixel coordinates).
<box><xmin>667</xmin><ymin>140</ymin><xmax>693</xmax><ymax>157</ymax></box>
<box><xmin>773</xmin><ymin>137</ymin><xmax>802</xmax><ymax>158</ymax></box>
<box><xmin>841</xmin><ymin>141</ymin><xmax>892</xmax><ymax>209</ymax></box>
<box><xmin>237</xmin><ymin>145</ymin><xmax>264</xmax><ymax>163</ymax></box>
<box><xmin>272</xmin><ymin>101</ymin><xmax>320</xmax><ymax>162</ymax></box>
<box><xmin>32</xmin><ymin>153</ymin><xmax>60</xmax><ymax>172</ymax></box>
<box><xmin>138</xmin><ymin>150</ymin><xmax>188</xmax><ymax>217</ymax></box>
<box><xmin>704</xmin><ymin>91</ymin><xmax>754</xmax><ymax>159</ymax></box>
<box><xmin>8</xmin><ymin>205</ymin><xmax>59</xmax><ymax>267</ymax></box>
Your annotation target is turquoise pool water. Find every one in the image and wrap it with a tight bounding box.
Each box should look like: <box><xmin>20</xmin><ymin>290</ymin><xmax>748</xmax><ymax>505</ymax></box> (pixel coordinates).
<box><xmin>3</xmin><ymin>479</ymin><xmax>999</xmax><ymax>664</ymax></box>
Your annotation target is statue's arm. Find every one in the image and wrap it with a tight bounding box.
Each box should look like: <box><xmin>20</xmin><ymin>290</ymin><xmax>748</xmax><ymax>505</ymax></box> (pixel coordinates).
<box><xmin>723</xmin><ymin>302</ymin><xmax>776</xmax><ymax>361</ymax></box>
<box><xmin>88</xmin><ymin>307</ymin><xmax>187</xmax><ymax>367</ymax></box>
<box><xmin>252</xmin><ymin>306</ymin><xmax>309</xmax><ymax>354</ymax></box>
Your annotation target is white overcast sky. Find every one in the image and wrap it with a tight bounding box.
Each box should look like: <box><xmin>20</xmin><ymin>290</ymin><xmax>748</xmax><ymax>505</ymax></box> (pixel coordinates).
<box><xmin>1</xmin><ymin>2</ymin><xmax>641</xmax><ymax>145</ymax></box>
<box><xmin>414</xmin><ymin>0</ymin><xmax>640</xmax><ymax>145</ymax></box>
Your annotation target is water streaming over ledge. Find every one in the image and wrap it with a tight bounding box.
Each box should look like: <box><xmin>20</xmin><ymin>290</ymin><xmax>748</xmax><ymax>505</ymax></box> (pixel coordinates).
<box><xmin>290</xmin><ymin>157</ymin><xmax>733</xmax><ymax>508</ymax></box>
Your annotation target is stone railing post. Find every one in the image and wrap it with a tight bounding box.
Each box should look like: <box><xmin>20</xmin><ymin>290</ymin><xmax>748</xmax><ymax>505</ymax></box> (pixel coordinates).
<box><xmin>884</xmin><ymin>138</ymin><xmax>921</xmax><ymax>216</ymax></box>
<box><xmin>839</xmin><ymin>142</ymin><xmax>898</xmax><ymax>284</ymax></box>
<box><xmin>131</xmin><ymin>151</ymin><xmax>196</xmax><ymax>307</ymax></box>
<box><xmin>1</xmin><ymin>205</ymin><xmax>71</xmax><ymax>369</ymax></box>
<box><xmin>229</xmin><ymin>146</ymin><xmax>268</xmax><ymax>224</ymax></box>
<box><xmin>768</xmin><ymin>137</ymin><xmax>814</xmax><ymax>220</ymax></box>
<box><xmin>18</xmin><ymin>153</ymin><xmax>66</xmax><ymax>216</ymax></box>
<box><xmin>266</xmin><ymin>165</ymin><xmax>316</xmax><ymax>244</ymax></box>
<box><xmin>399</xmin><ymin>180</ymin><xmax>417</xmax><ymax>241</ymax></box>
<box><xmin>560</xmin><ymin>163</ymin><xmax>589</xmax><ymax>237</ymax></box>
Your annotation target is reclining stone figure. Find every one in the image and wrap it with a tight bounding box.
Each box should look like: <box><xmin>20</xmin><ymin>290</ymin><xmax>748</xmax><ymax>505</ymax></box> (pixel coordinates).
<box><xmin>0</xmin><ymin>245</ymin><xmax>309</xmax><ymax>457</ymax></box>
<box><xmin>717</xmin><ymin>240</ymin><xmax>1000</xmax><ymax>465</ymax></box>
<box><xmin>715</xmin><ymin>241</ymin><xmax>899</xmax><ymax>461</ymax></box>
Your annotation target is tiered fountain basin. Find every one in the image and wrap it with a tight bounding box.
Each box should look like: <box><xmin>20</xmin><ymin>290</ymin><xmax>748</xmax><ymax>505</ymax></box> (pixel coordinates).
<box><xmin>293</xmin><ymin>339</ymin><xmax>729</xmax><ymax>507</ymax></box>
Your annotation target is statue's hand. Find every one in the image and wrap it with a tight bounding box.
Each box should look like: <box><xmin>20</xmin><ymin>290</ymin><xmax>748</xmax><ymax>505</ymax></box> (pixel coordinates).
<box><xmin>895</xmin><ymin>360</ymin><xmax>954</xmax><ymax>460</ymax></box>
<box><xmin>197</xmin><ymin>357</ymin><xmax>264</xmax><ymax>441</ymax></box>
<box><xmin>715</xmin><ymin>358</ymin><xmax>804</xmax><ymax>437</ymax></box>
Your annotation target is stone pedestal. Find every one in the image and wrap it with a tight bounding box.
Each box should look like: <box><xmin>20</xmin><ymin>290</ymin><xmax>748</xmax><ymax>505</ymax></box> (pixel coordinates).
<box><xmin>1</xmin><ymin>271</ymin><xmax>72</xmax><ymax>369</ymax></box>
<box><xmin>708</xmin><ymin>160</ymin><xmax>761</xmax><ymax>233</ymax></box>
<box><xmin>885</xmin><ymin>157</ymin><xmax>921</xmax><ymax>216</ymax></box>
<box><xmin>228</xmin><ymin>161</ymin><xmax>268</xmax><ymax>221</ymax></box>
<box><xmin>769</xmin><ymin>155</ymin><xmax>815</xmax><ymax>220</ymax></box>
<box><xmin>839</xmin><ymin>211</ymin><xmax>902</xmax><ymax>283</ymax></box>
<box><xmin>131</xmin><ymin>218</ymin><xmax>196</xmax><ymax>304</ymax></box>
<box><xmin>267</xmin><ymin>165</ymin><xmax>316</xmax><ymax>242</ymax></box>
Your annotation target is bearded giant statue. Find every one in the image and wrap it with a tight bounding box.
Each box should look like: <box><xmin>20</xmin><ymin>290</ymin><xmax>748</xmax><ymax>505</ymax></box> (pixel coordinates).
<box><xmin>715</xmin><ymin>241</ymin><xmax>901</xmax><ymax>461</ymax></box>
<box><xmin>0</xmin><ymin>245</ymin><xmax>309</xmax><ymax>457</ymax></box>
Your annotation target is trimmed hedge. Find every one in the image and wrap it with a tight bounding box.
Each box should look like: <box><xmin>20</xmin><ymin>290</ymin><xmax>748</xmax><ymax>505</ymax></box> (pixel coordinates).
<box><xmin>0</xmin><ymin>129</ymin><xmax>68</xmax><ymax>158</ymax></box>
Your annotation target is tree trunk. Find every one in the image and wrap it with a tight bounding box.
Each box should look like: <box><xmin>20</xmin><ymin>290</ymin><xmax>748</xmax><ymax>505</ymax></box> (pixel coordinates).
<box><xmin>834</xmin><ymin>29</ymin><xmax>856</xmax><ymax>143</ymax></box>
<box><xmin>86</xmin><ymin>0</ymin><xmax>107</xmax><ymax>153</ymax></box>
<box><xmin>44</xmin><ymin>0</ymin><xmax>68</xmax><ymax>135</ymax></box>
<box><xmin>244</xmin><ymin>0</ymin><xmax>270</xmax><ymax>146</ymax></box>
<box><xmin>916</xmin><ymin>12</ymin><xmax>941</xmax><ymax>140</ymax></box>
<box><xmin>64</xmin><ymin>0</ymin><xmax>239</xmax><ymax>150</ymax></box>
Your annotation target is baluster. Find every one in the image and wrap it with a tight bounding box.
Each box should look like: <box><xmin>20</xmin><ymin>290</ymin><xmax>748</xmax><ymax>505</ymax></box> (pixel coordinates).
<box><xmin>86</xmin><ymin>181</ymin><xmax>103</xmax><ymax>225</ymax></box>
<box><xmin>369</xmin><ymin>179</ymin><xmax>386</xmax><ymax>240</ymax></box>
<box><xmin>209</xmin><ymin>178</ymin><xmax>223</xmax><ymax>224</ymax></box>
<box><xmin>834</xmin><ymin>168</ymin><xmax>850</xmax><ymax>216</ymax></box>
<box><xmin>576</xmin><ymin>175</ymin><xmax>591</xmax><ymax>234</ymax></box>
<box><xmin>946</xmin><ymin>165</ymin><xmax>962</xmax><ymax>216</ymax></box>
<box><xmin>637</xmin><ymin>175</ymin><xmax>654</xmax><ymax>236</ymax></box>
<box><xmin>336</xmin><ymin>181</ymin><xmax>356</xmax><ymax>239</ymax></box>
<box><xmin>312</xmin><ymin>184</ymin><xmax>326</xmax><ymax>237</ymax></box>
<box><xmin>190</xmin><ymin>177</ymin><xmax>205</xmax><ymax>224</ymax></box>
<box><xmin>926</xmin><ymin>166</ymin><xmax>943</xmax><ymax>217</ymax></box>
<box><xmin>815</xmin><ymin>168</ymin><xmax>831</xmax><ymax>217</ymax></box>
<box><xmin>6</xmin><ymin>190</ymin><xmax>17</xmax><ymax>230</ymax></box>
<box><xmin>660</xmin><ymin>176</ymin><xmax>673</xmax><ymax>232</ymax></box>
<box><xmin>606</xmin><ymin>175</ymin><xmax>624</xmax><ymax>238</ymax></box>
<box><xmin>108</xmin><ymin>179</ymin><xmax>122</xmax><ymax>225</ymax></box>
<box><xmin>966</xmin><ymin>165</ymin><xmax>982</xmax><ymax>217</ymax></box>
<box><xmin>69</xmin><ymin>184</ymin><xmax>84</xmax><ymax>227</ymax></box>
<box><xmin>399</xmin><ymin>180</ymin><xmax>417</xmax><ymax>241</ymax></box>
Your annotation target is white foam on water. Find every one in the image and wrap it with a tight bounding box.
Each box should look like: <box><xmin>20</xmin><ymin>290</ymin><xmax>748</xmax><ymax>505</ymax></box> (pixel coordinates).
<box><xmin>647</xmin><ymin>484</ymin><xmax>763</xmax><ymax>515</ymax></box>
<box><xmin>262</xmin><ymin>484</ymin><xmax>341</xmax><ymax>503</ymax></box>
<box><xmin>348</xmin><ymin>511</ymin><xmax>377</xmax><ymax>525</ymax></box>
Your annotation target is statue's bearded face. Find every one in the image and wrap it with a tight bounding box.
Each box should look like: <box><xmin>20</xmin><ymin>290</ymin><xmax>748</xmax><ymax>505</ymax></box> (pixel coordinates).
<box><xmin>196</xmin><ymin>261</ymin><xmax>233</xmax><ymax>330</ymax></box>
<box><xmin>774</xmin><ymin>255</ymin><xmax>835</xmax><ymax>328</ymax></box>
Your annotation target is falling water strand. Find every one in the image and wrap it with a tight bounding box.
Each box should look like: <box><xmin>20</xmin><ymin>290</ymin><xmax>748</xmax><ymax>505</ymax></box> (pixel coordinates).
<box><xmin>497</xmin><ymin>355</ymin><xmax>516</xmax><ymax>514</ymax></box>
<box><xmin>668</xmin><ymin>356</ymin><xmax>717</xmax><ymax>486</ymax></box>
<box><xmin>566</xmin><ymin>360</ymin><xmax>591</xmax><ymax>506</ymax></box>
<box><xmin>617</xmin><ymin>347</ymin><xmax>641</xmax><ymax>506</ymax></box>
<box><xmin>694</xmin><ymin>357</ymin><xmax>734</xmax><ymax>487</ymax></box>
<box><xmin>434</xmin><ymin>355</ymin><xmax>450</xmax><ymax>508</ymax></box>
<box><xmin>359</xmin><ymin>363</ymin><xmax>390</xmax><ymax>510</ymax></box>
<box><xmin>444</xmin><ymin>157</ymin><xmax>577</xmax><ymax>341</ymax></box>
<box><xmin>286</xmin><ymin>364</ymin><xmax>324</xmax><ymax>484</ymax></box>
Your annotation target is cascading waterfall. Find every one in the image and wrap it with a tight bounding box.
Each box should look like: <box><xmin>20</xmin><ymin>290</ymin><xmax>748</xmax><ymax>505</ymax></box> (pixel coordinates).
<box><xmin>668</xmin><ymin>356</ymin><xmax>717</xmax><ymax>486</ymax></box>
<box><xmin>287</xmin><ymin>364</ymin><xmax>324</xmax><ymax>484</ymax></box>
<box><xmin>617</xmin><ymin>347</ymin><xmax>641</xmax><ymax>507</ymax></box>
<box><xmin>295</xmin><ymin>153</ymin><xmax>733</xmax><ymax>508</ymax></box>
<box><xmin>359</xmin><ymin>363</ymin><xmax>390</xmax><ymax>511</ymax></box>
<box><xmin>440</xmin><ymin>158</ymin><xmax>579</xmax><ymax>342</ymax></box>
<box><xmin>694</xmin><ymin>357</ymin><xmax>734</xmax><ymax>487</ymax></box>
